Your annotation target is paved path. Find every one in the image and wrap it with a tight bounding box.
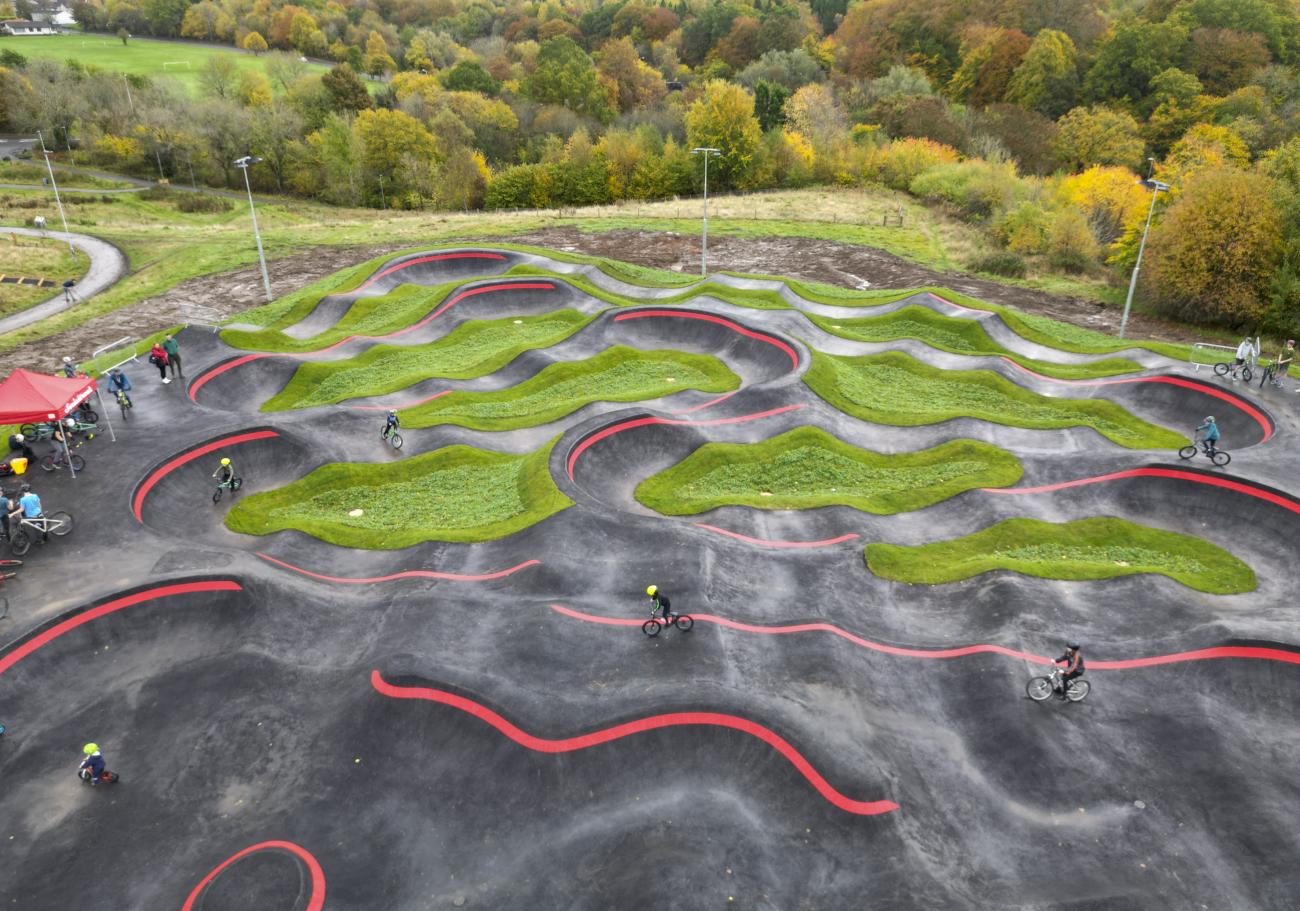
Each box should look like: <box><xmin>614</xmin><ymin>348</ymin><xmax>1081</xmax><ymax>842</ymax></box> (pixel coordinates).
<box><xmin>0</xmin><ymin>226</ymin><xmax>128</xmax><ymax>335</ymax></box>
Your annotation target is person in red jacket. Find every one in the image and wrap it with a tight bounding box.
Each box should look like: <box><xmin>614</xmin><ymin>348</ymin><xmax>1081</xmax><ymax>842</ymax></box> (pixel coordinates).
<box><xmin>148</xmin><ymin>342</ymin><xmax>170</xmax><ymax>383</ymax></box>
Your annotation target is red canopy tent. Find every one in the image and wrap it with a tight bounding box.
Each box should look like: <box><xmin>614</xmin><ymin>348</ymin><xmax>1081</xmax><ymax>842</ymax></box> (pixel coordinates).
<box><xmin>0</xmin><ymin>368</ymin><xmax>113</xmax><ymax>478</ymax></box>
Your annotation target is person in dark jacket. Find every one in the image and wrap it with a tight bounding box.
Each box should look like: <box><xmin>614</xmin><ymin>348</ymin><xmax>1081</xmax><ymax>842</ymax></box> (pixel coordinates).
<box><xmin>7</xmin><ymin>433</ymin><xmax>34</xmax><ymax>461</ymax></box>
<box><xmin>162</xmin><ymin>334</ymin><xmax>183</xmax><ymax>379</ymax></box>
<box><xmin>80</xmin><ymin>743</ymin><xmax>106</xmax><ymax>784</ymax></box>
<box><xmin>107</xmin><ymin>368</ymin><xmax>132</xmax><ymax>406</ymax></box>
<box><xmin>646</xmin><ymin>584</ymin><xmax>675</xmax><ymax>624</ymax></box>
<box><xmin>1055</xmin><ymin>644</ymin><xmax>1085</xmax><ymax>698</ymax></box>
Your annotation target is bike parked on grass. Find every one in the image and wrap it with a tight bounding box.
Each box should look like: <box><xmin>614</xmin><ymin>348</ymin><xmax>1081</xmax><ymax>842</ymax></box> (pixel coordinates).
<box><xmin>1026</xmin><ymin>667</ymin><xmax>1090</xmax><ymax>702</ymax></box>
<box><xmin>1178</xmin><ymin>436</ymin><xmax>1230</xmax><ymax>467</ymax></box>
<box><xmin>9</xmin><ymin>512</ymin><xmax>73</xmax><ymax>556</ymax></box>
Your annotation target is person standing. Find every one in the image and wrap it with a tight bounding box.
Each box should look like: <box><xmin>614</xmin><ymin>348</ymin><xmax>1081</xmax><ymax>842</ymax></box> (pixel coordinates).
<box><xmin>17</xmin><ymin>484</ymin><xmax>46</xmax><ymax>542</ymax></box>
<box><xmin>1229</xmin><ymin>336</ymin><xmax>1256</xmax><ymax>381</ymax></box>
<box><xmin>1272</xmin><ymin>339</ymin><xmax>1294</xmax><ymax>388</ymax></box>
<box><xmin>162</xmin><ymin>334</ymin><xmax>183</xmax><ymax>380</ymax></box>
<box><xmin>0</xmin><ymin>487</ymin><xmax>20</xmax><ymax>541</ymax></box>
<box><xmin>60</xmin><ymin>356</ymin><xmax>78</xmax><ymax>378</ymax></box>
<box><xmin>149</xmin><ymin>342</ymin><xmax>170</xmax><ymax>383</ymax></box>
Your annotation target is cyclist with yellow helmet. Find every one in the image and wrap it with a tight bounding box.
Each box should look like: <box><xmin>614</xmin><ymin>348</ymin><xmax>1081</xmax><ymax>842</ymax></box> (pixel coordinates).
<box><xmin>646</xmin><ymin>585</ymin><xmax>675</xmax><ymax>625</ymax></box>
<box><xmin>212</xmin><ymin>457</ymin><xmax>236</xmax><ymax>486</ymax></box>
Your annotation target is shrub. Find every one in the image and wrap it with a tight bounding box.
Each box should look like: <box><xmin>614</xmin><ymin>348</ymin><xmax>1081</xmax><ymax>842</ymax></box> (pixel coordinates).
<box><xmin>875</xmin><ymin>138</ymin><xmax>961</xmax><ymax>191</ymax></box>
<box><xmin>176</xmin><ymin>194</ymin><xmax>233</xmax><ymax>213</ymax></box>
<box><xmin>909</xmin><ymin>159</ymin><xmax>1023</xmax><ymax>221</ymax></box>
<box><xmin>1046</xmin><ymin>208</ymin><xmax>1100</xmax><ymax>273</ymax></box>
<box><xmin>969</xmin><ymin>251</ymin><xmax>1027</xmax><ymax>278</ymax></box>
<box><xmin>994</xmin><ymin>200</ymin><xmax>1053</xmax><ymax>254</ymax></box>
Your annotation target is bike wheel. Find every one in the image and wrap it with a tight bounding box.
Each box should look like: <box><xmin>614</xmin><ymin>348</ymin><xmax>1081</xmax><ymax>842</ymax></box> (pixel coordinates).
<box><xmin>1066</xmin><ymin>679</ymin><xmax>1091</xmax><ymax>702</ymax></box>
<box><xmin>1026</xmin><ymin>677</ymin><xmax>1053</xmax><ymax>701</ymax></box>
<box><xmin>18</xmin><ymin>423</ymin><xmax>35</xmax><ymax>437</ymax></box>
<box><xmin>642</xmin><ymin>619</ymin><xmax>662</xmax><ymax>637</ymax></box>
<box><xmin>1178</xmin><ymin>445</ymin><xmax>1197</xmax><ymax>460</ymax></box>
<box><xmin>1211</xmin><ymin>450</ymin><xmax>1231</xmax><ymax>467</ymax></box>
<box><xmin>391</xmin><ymin>433</ymin><xmax>403</xmax><ymax>450</ymax></box>
<box><xmin>69</xmin><ymin>454</ymin><xmax>85</xmax><ymax>472</ymax></box>
<box><xmin>232</xmin><ymin>477</ymin><xmax>242</xmax><ymax>491</ymax></box>
<box><xmin>9</xmin><ymin>531</ymin><xmax>30</xmax><ymax>557</ymax></box>
<box><xmin>47</xmin><ymin>512</ymin><xmax>72</xmax><ymax>536</ymax></box>
<box><xmin>118</xmin><ymin>399</ymin><xmax>130</xmax><ymax>420</ymax></box>
<box><xmin>212</xmin><ymin>487</ymin><xmax>223</xmax><ymax>504</ymax></box>
<box><xmin>674</xmin><ymin>614</ymin><xmax>694</xmax><ymax>632</ymax></box>
<box><xmin>1213</xmin><ymin>363</ymin><xmax>1230</xmax><ymax>377</ymax></box>
<box><xmin>39</xmin><ymin>455</ymin><xmax>55</xmax><ymax>472</ymax></box>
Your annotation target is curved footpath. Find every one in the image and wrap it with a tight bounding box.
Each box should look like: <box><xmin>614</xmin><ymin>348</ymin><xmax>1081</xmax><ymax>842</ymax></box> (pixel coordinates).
<box><xmin>0</xmin><ymin>227</ymin><xmax>128</xmax><ymax>335</ymax></box>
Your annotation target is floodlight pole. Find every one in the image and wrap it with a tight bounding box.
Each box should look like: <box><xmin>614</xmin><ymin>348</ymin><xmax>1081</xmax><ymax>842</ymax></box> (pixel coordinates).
<box><xmin>36</xmin><ymin>130</ymin><xmax>74</xmax><ymax>255</ymax></box>
<box><xmin>1119</xmin><ymin>176</ymin><xmax>1169</xmax><ymax>339</ymax></box>
<box><xmin>691</xmin><ymin>147</ymin><xmax>721</xmax><ymax>276</ymax></box>
<box><xmin>235</xmin><ymin>155</ymin><xmax>273</xmax><ymax>302</ymax></box>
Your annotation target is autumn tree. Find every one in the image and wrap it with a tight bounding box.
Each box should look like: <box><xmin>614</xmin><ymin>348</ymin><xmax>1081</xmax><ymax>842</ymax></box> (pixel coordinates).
<box><xmin>243</xmin><ymin>32</ymin><xmax>269</xmax><ymax>56</ymax></box>
<box><xmin>199</xmin><ymin>55</ymin><xmax>240</xmax><ymax>100</ymax></box>
<box><xmin>523</xmin><ymin>36</ymin><xmax>613</xmax><ymax>123</ymax></box>
<box><xmin>717</xmin><ymin>16</ymin><xmax>762</xmax><ymax>71</ymax></box>
<box><xmin>1143</xmin><ymin>169</ymin><xmax>1282</xmax><ymax>326</ymax></box>
<box><xmin>947</xmin><ymin>28</ymin><xmax>1031</xmax><ymax>108</ymax></box>
<box><xmin>684</xmin><ymin>80</ymin><xmax>763</xmax><ymax>189</ymax></box>
<box><xmin>596</xmin><ymin>37</ymin><xmax>666</xmax><ymax>113</ymax></box>
<box><xmin>443</xmin><ymin>60</ymin><xmax>499</xmax><ymax>96</ymax></box>
<box><xmin>1053</xmin><ymin>106</ymin><xmax>1145</xmax><ymax>171</ymax></box>
<box><xmin>1084</xmin><ymin>16</ymin><xmax>1189</xmax><ymax>106</ymax></box>
<box><xmin>322</xmin><ymin>64</ymin><xmax>372</xmax><ymax>114</ymax></box>
<box><xmin>1005</xmin><ymin>29</ymin><xmax>1078</xmax><ymax>119</ymax></box>
<box><xmin>753</xmin><ymin>81</ymin><xmax>789</xmax><ymax>132</ymax></box>
<box><xmin>1056</xmin><ymin>165</ymin><xmax>1149</xmax><ymax>245</ymax></box>
<box><xmin>785</xmin><ymin>83</ymin><xmax>846</xmax><ymax>146</ymax></box>
<box><xmin>363</xmin><ymin>31</ymin><xmax>396</xmax><ymax>77</ymax></box>
<box><xmin>352</xmin><ymin>107</ymin><xmax>438</xmax><ymax>198</ymax></box>
<box><xmin>1187</xmin><ymin>29</ymin><xmax>1272</xmax><ymax>94</ymax></box>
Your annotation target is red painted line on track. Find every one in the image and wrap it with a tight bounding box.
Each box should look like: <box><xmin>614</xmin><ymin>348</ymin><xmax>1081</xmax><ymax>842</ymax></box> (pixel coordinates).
<box><xmin>982</xmin><ymin>467</ymin><xmax>1300</xmax><ymax>515</ymax></box>
<box><xmin>133</xmin><ymin>430</ymin><xmax>280</xmax><ymax>522</ymax></box>
<box><xmin>0</xmin><ymin>581</ymin><xmax>242</xmax><ymax>678</ymax></box>
<box><xmin>565</xmin><ymin>404</ymin><xmax>803</xmax><ymax>480</ymax></box>
<box><xmin>693</xmin><ymin>524</ymin><xmax>861</xmax><ymax>549</ymax></box>
<box><xmin>348</xmin><ymin>390</ymin><xmax>450</xmax><ymax>412</ymax></box>
<box><xmin>546</xmin><ymin>605</ymin><xmax>1300</xmax><ymax>671</ymax></box>
<box><xmin>614</xmin><ymin>310</ymin><xmax>799</xmax><ymax>369</ymax></box>
<box><xmin>669</xmin><ymin>390</ymin><xmax>741</xmax><ymax>414</ymax></box>
<box><xmin>371</xmin><ymin>670</ymin><xmax>898</xmax><ymax>816</ymax></box>
<box><xmin>181</xmin><ymin>841</ymin><xmax>324</xmax><ymax>911</ymax></box>
<box><xmin>356</xmin><ymin>251</ymin><xmax>507</xmax><ymax>292</ymax></box>
<box><xmin>256</xmin><ymin>552</ymin><xmax>540</xmax><ymax>583</ymax></box>
<box><xmin>188</xmin><ymin>282</ymin><xmax>554</xmax><ymax>402</ymax></box>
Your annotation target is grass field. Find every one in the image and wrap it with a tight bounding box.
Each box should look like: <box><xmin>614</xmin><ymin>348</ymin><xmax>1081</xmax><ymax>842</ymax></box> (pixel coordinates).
<box><xmin>865</xmin><ymin>517</ymin><xmax>1256</xmax><ymax>594</ymax></box>
<box><xmin>0</xmin><ymin>34</ymin><xmax>329</xmax><ymax>96</ymax></box>
<box><xmin>226</xmin><ymin>438</ymin><xmax>572</xmax><ymax>547</ymax></box>
<box><xmin>0</xmin><ymin>233</ymin><xmax>86</xmax><ymax>316</ymax></box>
<box><xmin>0</xmin><ymin>161</ymin><xmax>134</xmax><ymax>189</ymax></box>
<box><xmin>634</xmin><ymin>427</ymin><xmax>1023</xmax><ymax>515</ymax></box>
<box><xmin>804</xmin><ymin>349</ymin><xmax>1188</xmax><ymax>450</ymax></box>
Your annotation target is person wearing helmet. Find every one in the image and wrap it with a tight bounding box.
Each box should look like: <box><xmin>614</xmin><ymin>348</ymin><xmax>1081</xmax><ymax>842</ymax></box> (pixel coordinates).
<box><xmin>18</xmin><ymin>484</ymin><xmax>46</xmax><ymax>542</ymax></box>
<box><xmin>7</xmin><ymin>432</ymin><xmax>34</xmax><ymax>461</ymax></box>
<box><xmin>1229</xmin><ymin>336</ymin><xmax>1256</xmax><ymax>380</ymax></box>
<box><xmin>107</xmin><ymin>367</ymin><xmax>133</xmax><ymax>407</ymax></box>
<box><xmin>1272</xmin><ymin>339</ymin><xmax>1295</xmax><ymax>388</ymax></box>
<box><xmin>383</xmin><ymin>409</ymin><xmax>401</xmax><ymax>440</ymax></box>
<box><xmin>1054</xmin><ymin>644</ymin><xmax>1085</xmax><ymax>699</ymax></box>
<box><xmin>646</xmin><ymin>585</ymin><xmax>674</xmax><ymax>625</ymax></box>
<box><xmin>79</xmin><ymin>743</ymin><xmax>106</xmax><ymax>784</ymax></box>
<box><xmin>1195</xmin><ymin>416</ymin><xmax>1221</xmax><ymax>455</ymax></box>
<box><xmin>212</xmin><ymin>457</ymin><xmax>235</xmax><ymax>486</ymax></box>
<box><xmin>60</xmin><ymin>356</ymin><xmax>77</xmax><ymax>379</ymax></box>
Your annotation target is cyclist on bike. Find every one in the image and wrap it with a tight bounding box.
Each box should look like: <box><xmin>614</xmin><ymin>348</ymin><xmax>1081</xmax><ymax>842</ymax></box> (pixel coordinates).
<box><xmin>17</xmin><ymin>484</ymin><xmax>47</xmax><ymax>542</ymax></box>
<box><xmin>646</xmin><ymin>585</ymin><xmax>674</xmax><ymax>625</ymax></box>
<box><xmin>80</xmin><ymin>743</ymin><xmax>106</xmax><ymax>785</ymax></box>
<box><xmin>107</xmin><ymin>368</ymin><xmax>133</xmax><ymax>406</ymax></box>
<box><xmin>384</xmin><ymin>410</ymin><xmax>400</xmax><ymax>438</ymax></box>
<box><xmin>1229</xmin><ymin>337</ymin><xmax>1256</xmax><ymax>380</ymax></box>
<box><xmin>212</xmin><ymin>458</ymin><xmax>235</xmax><ymax>486</ymax></box>
<box><xmin>7</xmin><ymin>433</ymin><xmax>34</xmax><ymax>461</ymax></box>
<box><xmin>1194</xmin><ymin>416</ymin><xmax>1221</xmax><ymax>454</ymax></box>
<box><xmin>1054</xmin><ymin>643</ymin><xmax>1085</xmax><ymax>698</ymax></box>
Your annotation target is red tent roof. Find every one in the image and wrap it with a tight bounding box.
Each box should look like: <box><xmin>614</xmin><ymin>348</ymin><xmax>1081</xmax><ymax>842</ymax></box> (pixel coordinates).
<box><xmin>0</xmin><ymin>368</ymin><xmax>97</xmax><ymax>425</ymax></box>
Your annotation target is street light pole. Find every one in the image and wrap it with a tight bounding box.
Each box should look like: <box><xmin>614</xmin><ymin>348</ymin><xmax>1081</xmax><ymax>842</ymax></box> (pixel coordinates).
<box><xmin>691</xmin><ymin>147</ymin><xmax>721</xmax><ymax>276</ymax></box>
<box><xmin>235</xmin><ymin>155</ymin><xmax>273</xmax><ymax>302</ymax></box>
<box><xmin>36</xmin><ymin>130</ymin><xmax>74</xmax><ymax>255</ymax></box>
<box><xmin>1119</xmin><ymin>176</ymin><xmax>1169</xmax><ymax>339</ymax></box>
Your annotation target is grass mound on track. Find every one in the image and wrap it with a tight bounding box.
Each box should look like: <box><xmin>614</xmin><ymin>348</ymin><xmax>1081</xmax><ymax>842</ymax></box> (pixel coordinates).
<box><xmin>865</xmin><ymin>517</ymin><xmax>1256</xmax><ymax>594</ymax></box>
<box><xmin>263</xmin><ymin>310</ymin><xmax>593</xmax><ymax>410</ymax></box>
<box><xmin>400</xmin><ymin>346</ymin><xmax>739</xmax><ymax>430</ymax></box>
<box><xmin>809</xmin><ymin>306</ymin><xmax>1141</xmax><ymax>380</ymax></box>
<box><xmin>225</xmin><ymin>439</ymin><xmax>571</xmax><ymax>547</ymax></box>
<box><xmin>804</xmin><ymin>350</ymin><xmax>1187</xmax><ymax>450</ymax></box>
<box><xmin>635</xmin><ymin>427</ymin><xmax>1023</xmax><ymax>515</ymax></box>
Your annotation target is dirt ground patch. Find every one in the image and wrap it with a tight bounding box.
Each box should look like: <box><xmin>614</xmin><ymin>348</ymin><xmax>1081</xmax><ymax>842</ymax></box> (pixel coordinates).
<box><xmin>8</xmin><ymin>226</ymin><xmax>1212</xmax><ymax>373</ymax></box>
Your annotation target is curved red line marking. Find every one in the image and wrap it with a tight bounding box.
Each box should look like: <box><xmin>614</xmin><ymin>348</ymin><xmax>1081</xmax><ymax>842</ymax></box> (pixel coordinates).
<box><xmin>0</xmin><ymin>581</ymin><xmax>242</xmax><ymax>678</ymax></box>
<box><xmin>181</xmin><ymin>840</ymin><xmax>324</xmax><ymax>911</ymax></box>
<box><xmin>189</xmin><ymin>282</ymin><xmax>554</xmax><ymax>402</ymax></box>
<box><xmin>256</xmin><ymin>552</ymin><xmax>540</xmax><ymax>583</ymax></box>
<box><xmin>547</xmin><ymin>605</ymin><xmax>1300</xmax><ymax>670</ymax></box>
<box><xmin>356</xmin><ymin>251</ymin><xmax>507</xmax><ymax>292</ymax></box>
<box><xmin>982</xmin><ymin>467</ymin><xmax>1300</xmax><ymax>515</ymax></box>
<box><xmin>999</xmin><ymin>363</ymin><xmax>1273</xmax><ymax>443</ymax></box>
<box><xmin>349</xmin><ymin>390</ymin><xmax>450</xmax><ymax>412</ymax></box>
<box><xmin>371</xmin><ymin>670</ymin><xmax>897</xmax><ymax>816</ymax></box>
<box><xmin>614</xmin><ymin>310</ymin><xmax>799</xmax><ymax>369</ymax></box>
<box><xmin>669</xmin><ymin>390</ymin><xmax>741</xmax><ymax>414</ymax></box>
<box><xmin>565</xmin><ymin>404</ymin><xmax>803</xmax><ymax>480</ymax></box>
<box><xmin>693</xmin><ymin>524</ymin><xmax>861</xmax><ymax>549</ymax></box>
<box><xmin>133</xmin><ymin>430</ymin><xmax>279</xmax><ymax>522</ymax></box>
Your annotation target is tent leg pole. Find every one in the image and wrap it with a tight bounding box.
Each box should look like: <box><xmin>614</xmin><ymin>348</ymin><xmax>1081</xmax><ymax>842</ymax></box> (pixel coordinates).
<box><xmin>63</xmin><ymin>434</ymin><xmax>76</xmax><ymax>479</ymax></box>
<box><xmin>95</xmin><ymin>388</ymin><xmax>117</xmax><ymax>442</ymax></box>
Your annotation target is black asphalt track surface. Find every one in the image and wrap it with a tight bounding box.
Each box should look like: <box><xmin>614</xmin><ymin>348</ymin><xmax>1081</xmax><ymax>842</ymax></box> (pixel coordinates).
<box><xmin>2</xmin><ymin>248</ymin><xmax>1298</xmax><ymax>909</ymax></box>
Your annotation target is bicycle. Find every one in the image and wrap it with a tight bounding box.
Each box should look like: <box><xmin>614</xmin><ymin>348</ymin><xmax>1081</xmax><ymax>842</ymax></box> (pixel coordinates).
<box><xmin>114</xmin><ymin>389</ymin><xmax>133</xmax><ymax>420</ymax></box>
<box><xmin>1213</xmin><ymin>361</ymin><xmax>1253</xmax><ymax>383</ymax></box>
<box><xmin>642</xmin><ymin>606</ymin><xmax>694</xmax><ymax>637</ymax></box>
<box><xmin>40</xmin><ymin>443</ymin><xmax>85</xmax><ymax>473</ymax></box>
<box><xmin>1178</xmin><ymin>436</ymin><xmax>1230</xmax><ymax>467</ymax></box>
<box><xmin>212</xmin><ymin>475</ymin><xmax>243</xmax><ymax>503</ymax></box>
<box><xmin>18</xmin><ymin>423</ymin><xmax>55</xmax><ymax>442</ymax></box>
<box><xmin>1026</xmin><ymin>667</ymin><xmax>1090</xmax><ymax>703</ymax></box>
<box><xmin>9</xmin><ymin>512</ymin><xmax>73</xmax><ymax>556</ymax></box>
<box><xmin>381</xmin><ymin>425</ymin><xmax>403</xmax><ymax>450</ymax></box>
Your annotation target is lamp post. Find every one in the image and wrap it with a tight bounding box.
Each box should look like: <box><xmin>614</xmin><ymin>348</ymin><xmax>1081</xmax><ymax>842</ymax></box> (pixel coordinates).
<box><xmin>691</xmin><ymin>147</ymin><xmax>721</xmax><ymax>276</ymax></box>
<box><xmin>234</xmin><ymin>155</ymin><xmax>273</xmax><ymax>302</ymax></box>
<box><xmin>36</xmin><ymin>130</ymin><xmax>74</xmax><ymax>255</ymax></box>
<box><xmin>1119</xmin><ymin>174</ymin><xmax>1169</xmax><ymax>339</ymax></box>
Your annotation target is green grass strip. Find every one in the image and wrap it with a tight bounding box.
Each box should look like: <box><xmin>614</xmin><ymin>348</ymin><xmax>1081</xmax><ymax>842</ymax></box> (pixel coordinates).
<box><xmin>808</xmin><ymin>306</ymin><xmax>1142</xmax><ymax>380</ymax></box>
<box><xmin>804</xmin><ymin>349</ymin><xmax>1187</xmax><ymax>450</ymax></box>
<box><xmin>865</xmin><ymin>517</ymin><xmax>1256</xmax><ymax>594</ymax></box>
<box><xmin>400</xmin><ymin>345</ymin><xmax>739</xmax><ymax>430</ymax></box>
<box><xmin>635</xmin><ymin>426</ymin><xmax>1023</xmax><ymax>515</ymax></box>
<box><xmin>225</xmin><ymin>438</ymin><xmax>571</xmax><ymax>548</ymax></box>
<box><xmin>263</xmin><ymin>310</ymin><xmax>594</xmax><ymax>411</ymax></box>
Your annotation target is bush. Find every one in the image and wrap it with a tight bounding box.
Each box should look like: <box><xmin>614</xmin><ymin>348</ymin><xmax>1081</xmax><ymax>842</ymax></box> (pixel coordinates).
<box><xmin>994</xmin><ymin>201</ymin><xmax>1053</xmax><ymax>254</ymax></box>
<box><xmin>176</xmin><ymin>194</ymin><xmax>233</xmax><ymax>213</ymax></box>
<box><xmin>1046</xmin><ymin>209</ymin><xmax>1100</xmax><ymax>273</ymax></box>
<box><xmin>909</xmin><ymin>159</ymin><xmax>1023</xmax><ymax>221</ymax></box>
<box><xmin>874</xmin><ymin>138</ymin><xmax>961</xmax><ymax>191</ymax></box>
<box><xmin>969</xmin><ymin>251</ymin><xmax>1028</xmax><ymax>278</ymax></box>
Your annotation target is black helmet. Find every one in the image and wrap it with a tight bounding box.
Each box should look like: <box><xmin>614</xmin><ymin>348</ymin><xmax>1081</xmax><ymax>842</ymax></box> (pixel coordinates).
<box><xmin>20</xmin><ymin>483</ymin><xmax>30</xmax><ymax>493</ymax></box>
<box><xmin>1067</xmin><ymin>642</ymin><xmax>1080</xmax><ymax>651</ymax></box>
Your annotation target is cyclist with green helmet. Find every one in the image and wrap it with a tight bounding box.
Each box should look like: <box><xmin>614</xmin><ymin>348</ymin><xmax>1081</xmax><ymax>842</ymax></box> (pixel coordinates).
<box><xmin>646</xmin><ymin>585</ymin><xmax>675</xmax><ymax>625</ymax></box>
<box><xmin>79</xmin><ymin>743</ymin><xmax>106</xmax><ymax>784</ymax></box>
<box><xmin>212</xmin><ymin>457</ymin><xmax>235</xmax><ymax>486</ymax></box>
